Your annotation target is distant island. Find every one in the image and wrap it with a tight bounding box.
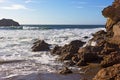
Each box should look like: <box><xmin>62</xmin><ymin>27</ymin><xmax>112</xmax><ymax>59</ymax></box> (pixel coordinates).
<box><xmin>0</xmin><ymin>18</ymin><xmax>20</xmax><ymax>26</ymax></box>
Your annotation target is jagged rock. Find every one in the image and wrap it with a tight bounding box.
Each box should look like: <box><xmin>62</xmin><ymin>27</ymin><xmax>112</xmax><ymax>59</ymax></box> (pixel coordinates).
<box><xmin>59</xmin><ymin>67</ymin><xmax>73</xmax><ymax>74</ymax></box>
<box><xmin>51</xmin><ymin>40</ymin><xmax>85</xmax><ymax>55</ymax></box>
<box><xmin>59</xmin><ymin>52</ymin><xmax>74</xmax><ymax>61</ymax></box>
<box><xmin>100</xmin><ymin>42</ymin><xmax>120</xmax><ymax>55</ymax></box>
<box><xmin>101</xmin><ymin>52</ymin><xmax>120</xmax><ymax>68</ymax></box>
<box><xmin>88</xmin><ymin>30</ymin><xmax>108</xmax><ymax>47</ymax></box>
<box><xmin>102</xmin><ymin>0</ymin><xmax>120</xmax><ymax>33</ymax></box>
<box><xmin>32</xmin><ymin>40</ymin><xmax>50</xmax><ymax>51</ymax></box>
<box><xmin>51</xmin><ymin>40</ymin><xmax>85</xmax><ymax>62</ymax></box>
<box><xmin>51</xmin><ymin>45</ymin><xmax>62</xmax><ymax>55</ymax></box>
<box><xmin>0</xmin><ymin>18</ymin><xmax>20</xmax><ymax>26</ymax></box>
<box><xmin>92</xmin><ymin>30</ymin><xmax>107</xmax><ymax>38</ymax></box>
<box><xmin>93</xmin><ymin>64</ymin><xmax>120</xmax><ymax>80</ymax></box>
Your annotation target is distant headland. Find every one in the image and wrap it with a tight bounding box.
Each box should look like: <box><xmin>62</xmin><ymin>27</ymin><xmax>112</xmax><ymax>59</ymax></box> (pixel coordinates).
<box><xmin>0</xmin><ymin>18</ymin><xmax>20</xmax><ymax>26</ymax></box>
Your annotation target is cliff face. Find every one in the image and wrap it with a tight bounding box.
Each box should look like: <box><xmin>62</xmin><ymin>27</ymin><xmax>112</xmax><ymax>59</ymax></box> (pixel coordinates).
<box><xmin>0</xmin><ymin>18</ymin><xmax>20</xmax><ymax>26</ymax></box>
<box><xmin>93</xmin><ymin>0</ymin><xmax>120</xmax><ymax>80</ymax></box>
<box><xmin>102</xmin><ymin>0</ymin><xmax>120</xmax><ymax>33</ymax></box>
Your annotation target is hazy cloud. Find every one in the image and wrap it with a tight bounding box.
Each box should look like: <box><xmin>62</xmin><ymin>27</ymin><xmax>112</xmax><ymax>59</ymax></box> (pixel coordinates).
<box><xmin>95</xmin><ymin>5</ymin><xmax>106</xmax><ymax>8</ymax></box>
<box><xmin>25</xmin><ymin>0</ymin><xmax>33</xmax><ymax>3</ymax></box>
<box><xmin>0</xmin><ymin>0</ymin><xmax>6</xmax><ymax>3</ymax></box>
<box><xmin>72</xmin><ymin>1</ymin><xmax>87</xmax><ymax>4</ymax></box>
<box><xmin>76</xmin><ymin>6</ymin><xmax>84</xmax><ymax>9</ymax></box>
<box><xmin>78</xmin><ymin>2</ymin><xmax>87</xmax><ymax>4</ymax></box>
<box><xmin>1</xmin><ymin>4</ymin><xmax>28</xmax><ymax>10</ymax></box>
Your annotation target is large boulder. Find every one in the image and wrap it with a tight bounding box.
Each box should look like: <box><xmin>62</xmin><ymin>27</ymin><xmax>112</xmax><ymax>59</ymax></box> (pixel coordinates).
<box><xmin>32</xmin><ymin>40</ymin><xmax>50</xmax><ymax>52</ymax></box>
<box><xmin>51</xmin><ymin>40</ymin><xmax>85</xmax><ymax>61</ymax></box>
<box><xmin>51</xmin><ymin>40</ymin><xmax>85</xmax><ymax>55</ymax></box>
<box><xmin>78</xmin><ymin>46</ymin><xmax>100</xmax><ymax>63</ymax></box>
<box><xmin>93</xmin><ymin>64</ymin><xmax>120</xmax><ymax>80</ymax></box>
<box><xmin>0</xmin><ymin>18</ymin><xmax>20</xmax><ymax>26</ymax></box>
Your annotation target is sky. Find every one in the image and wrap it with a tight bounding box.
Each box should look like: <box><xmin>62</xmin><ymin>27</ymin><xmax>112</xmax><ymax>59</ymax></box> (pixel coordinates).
<box><xmin>0</xmin><ymin>0</ymin><xmax>114</xmax><ymax>25</ymax></box>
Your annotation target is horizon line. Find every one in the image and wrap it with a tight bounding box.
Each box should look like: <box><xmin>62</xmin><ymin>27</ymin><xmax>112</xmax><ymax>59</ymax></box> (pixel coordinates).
<box><xmin>21</xmin><ymin>24</ymin><xmax>105</xmax><ymax>25</ymax></box>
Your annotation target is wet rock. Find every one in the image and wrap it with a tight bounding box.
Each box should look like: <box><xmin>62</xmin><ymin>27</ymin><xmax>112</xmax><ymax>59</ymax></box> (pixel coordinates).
<box><xmin>51</xmin><ymin>40</ymin><xmax>85</xmax><ymax>55</ymax></box>
<box><xmin>32</xmin><ymin>40</ymin><xmax>50</xmax><ymax>51</ymax></box>
<box><xmin>51</xmin><ymin>45</ymin><xmax>62</xmax><ymax>55</ymax></box>
<box><xmin>51</xmin><ymin>40</ymin><xmax>85</xmax><ymax>64</ymax></box>
<box><xmin>88</xmin><ymin>30</ymin><xmax>108</xmax><ymax>47</ymax></box>
<box><xmin>59</xmin><ymin>67</ymin><xmax>73</xmax><ymax>74</ymax></box>
<box><xmin>59</xmin><ymin>52</ymin><xmax>74</xmax><ymax>61</ymax></box>
<box><xmin>92</xmin><ymin>30</ymin><xmax>107</xmax><ymax>38</ymax></box>
<box><xmin>0</xmin><ymin>18</ymin><xmax>20</xmax><ymax>26</ymax></box>
<box><xmin>101</xmin><ymin>52</ymin><xmax>120</xmax><ymax>68</ymax></box>
<box><xmin>93</xmin><ymin>64</ymin><xmax>120</xmax><ymax>80</ymax></box>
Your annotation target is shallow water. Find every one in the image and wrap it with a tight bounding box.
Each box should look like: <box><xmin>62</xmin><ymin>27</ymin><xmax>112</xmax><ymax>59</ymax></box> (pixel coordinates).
<box><xmin>0</xmin><ymin>28</ymin><xmax>105</xmax><ymax>79</ymax></box>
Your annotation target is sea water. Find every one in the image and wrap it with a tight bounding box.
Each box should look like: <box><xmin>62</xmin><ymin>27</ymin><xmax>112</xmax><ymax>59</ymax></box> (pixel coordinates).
<box><xmin>0</xmin><ymin>25</ymin><xmax>105</xmax><ymax>79</ymax></box>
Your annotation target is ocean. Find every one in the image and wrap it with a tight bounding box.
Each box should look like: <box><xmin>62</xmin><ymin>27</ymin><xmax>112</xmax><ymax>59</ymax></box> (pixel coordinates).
<box><xmin>0</xmin><ymin>25</ymin><xmax>105</xmax><ymax>80</ymax></box>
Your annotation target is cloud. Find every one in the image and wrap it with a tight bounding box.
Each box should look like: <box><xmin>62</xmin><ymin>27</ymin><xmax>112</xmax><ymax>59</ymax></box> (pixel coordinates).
<box><xmin>0</xmin><ymin>0</ymin><xmax>5</xmax><ymax>3</ymax></box>
<box><xmin>78</xmin><ymin>2</ymin><xmax>87</xmax><ymax>4</ymax></box>
<box><xmin>1</xmin><ymin>4</ymin><xmax>28</xmax><ymax>10</ymax></box>
<box><xmin>76</xmin><ymin>6</ymin><xmax>84</xmax><ymax>9</ymax></box>
<box><xmin>72</xmin><ymin>1</ymin><xmax>87</xmax><ymax>4</ymax></box>
<box><xmin>94</xmin><ymin>6</ymin><xmax>106</xmax><ymax>8</ymax></box>
<box><xmin>25</xmin><ymin>0</ymin><xmax>32</xmax><ymax>3</ymax></box>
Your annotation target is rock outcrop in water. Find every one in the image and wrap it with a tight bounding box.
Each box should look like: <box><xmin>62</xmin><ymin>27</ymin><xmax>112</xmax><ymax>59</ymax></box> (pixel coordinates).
<box><xmin>32</xmin><ymin>40</ymin><xmax>50</xmax><ymax>52</ymax></box>
<box><xmin>51</xmin><ymin>40</ymin><xmax>85</xmax><ymax>66</ymax></box>
<box><xmin>0</xmin><ymin>18</ymin><xmax>20</xmax><ymax>26</ymax></box>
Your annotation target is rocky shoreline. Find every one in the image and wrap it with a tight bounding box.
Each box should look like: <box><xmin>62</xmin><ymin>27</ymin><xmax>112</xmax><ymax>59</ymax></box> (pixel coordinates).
<box><xmin>31</xmin><ymin>0</ymin><xmax>120</xmax><ymax>80</ymax></box>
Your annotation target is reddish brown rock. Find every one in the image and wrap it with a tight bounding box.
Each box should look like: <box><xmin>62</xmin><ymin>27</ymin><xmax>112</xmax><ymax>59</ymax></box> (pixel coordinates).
<box><xmin>100</xmin><ymin>42</ymin><xmax>120</xmax><ymax>55</ymax></box>
<box><xmin>32</xmin><ymin>40</ymin><xmax>50</xmax><ymax>52</ymax></box>
<box><xmin>78</xmin><ymin>46</ymin><xmax>100</xmax><ymax>63</ymax></box>
<box><xmin>100</xmin><ymin>52</ymin><xmax>120</xmax><ymax>68</ymax></box>
<box><xmin>113</xmin><ymin>21</ymin><xmax>120</xmax><ymax>36</ymax></box>
<box><xmin>102</xmin><ymin>0</ymin><xmax>120</xmax><ymax>33</ymax></box>
<box><xmin>93</xmin><ymin>64</ymin><xmax>120</xmax><ymax>80</ymax></box>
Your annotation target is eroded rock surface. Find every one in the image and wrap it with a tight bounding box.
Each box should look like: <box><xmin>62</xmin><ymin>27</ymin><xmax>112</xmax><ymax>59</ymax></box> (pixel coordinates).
<box><xmin>93</xmin><ymin>64</ymin><xmax>120</xmax><ymax>80</ymax></box>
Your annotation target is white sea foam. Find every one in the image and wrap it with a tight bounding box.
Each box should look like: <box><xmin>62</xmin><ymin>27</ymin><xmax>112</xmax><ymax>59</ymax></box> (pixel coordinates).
<box><xmin>0</xmin><ymin>28</ymin><xmax>105</xmax><ymax>79</ymax></box>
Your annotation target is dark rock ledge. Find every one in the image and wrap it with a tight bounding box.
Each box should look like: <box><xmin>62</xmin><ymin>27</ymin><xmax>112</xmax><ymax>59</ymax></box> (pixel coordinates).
<box><xmin>0</xmin><ymin>18</ymin><xmax>20</xmax><ymax>26</ymax></box>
